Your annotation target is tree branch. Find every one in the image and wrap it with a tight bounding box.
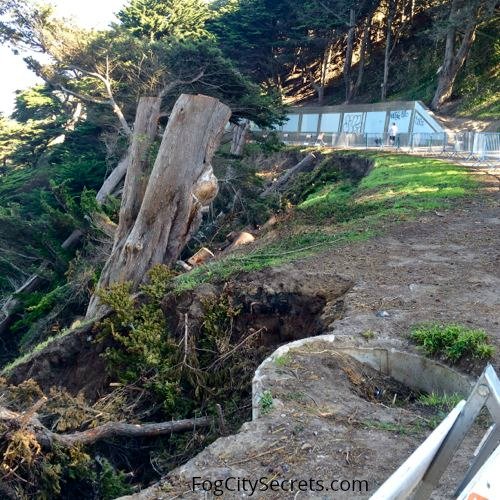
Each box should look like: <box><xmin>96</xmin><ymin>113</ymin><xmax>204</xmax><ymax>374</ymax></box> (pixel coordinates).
<box><xmin>0</xmin><ymin>402</ymin><xmax>212</xmax><ymax>449</ymax></box>
<box><xmin>59</xmin><ymin>63</ymin><xmax>133</xmax><ymax>136</ymax></box>
<box><xmin>158</xmin><ymin>69</ymin><xmax>206</xmax><ymax>98</ymax></box>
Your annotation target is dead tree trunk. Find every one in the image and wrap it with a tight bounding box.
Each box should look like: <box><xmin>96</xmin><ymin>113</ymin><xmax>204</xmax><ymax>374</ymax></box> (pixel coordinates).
<box><xmin>95</xmin><ymin>154</ymin><xmax>130</xmax><ymax>204</ymax></box>
<box><xmin>86</xmin><ymin>94</ymin><xmax>231</xmax><ymax>318</ymax></box>
<box><xmin>230</xmin><ymin>120</ymin><xmax>250</xmax><ymax>156</ymax></box>
<box><xmin>114</xmin><ymin>97</ymin><xmax>162</xmax><ymax>243</ymax></box>
<box><xmin>260</xmin><ymin>153</ymin><xmax>317</xmax><ymax>197</ymax></box>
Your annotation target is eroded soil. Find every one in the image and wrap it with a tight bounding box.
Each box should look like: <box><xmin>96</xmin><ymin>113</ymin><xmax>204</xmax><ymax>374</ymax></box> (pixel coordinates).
<box><xmin>124</xmin><ymin>170</ymin><xmax>499</xmax><ymax>499</ymax></box>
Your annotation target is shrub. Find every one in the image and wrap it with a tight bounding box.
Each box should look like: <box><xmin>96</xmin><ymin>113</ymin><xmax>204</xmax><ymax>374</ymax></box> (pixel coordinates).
<box><xmin>411</xmin><ymin>323</ymin><xmax>495</xmax><ymax>363</ymax></box>
<box><xmin>259</xmin><ymin>390</ymin><xmax>274</xmax><ymax>414</ymax></box>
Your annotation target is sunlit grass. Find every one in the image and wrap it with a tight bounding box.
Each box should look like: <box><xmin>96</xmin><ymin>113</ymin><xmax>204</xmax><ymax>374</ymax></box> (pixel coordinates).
<box><xmin>174</xmin><ymin>152</ymin><xmax>480</xmax><ymax>293</ymax></box>
<box><xmin>298</xmin><ymin>153</ymin><xmax>478</xmax><ymax>222</ymax></box>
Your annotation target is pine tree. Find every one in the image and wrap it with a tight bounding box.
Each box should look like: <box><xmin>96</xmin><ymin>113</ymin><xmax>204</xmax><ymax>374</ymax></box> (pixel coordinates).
<box><xmin>117</xmin><ymin>0</ymin><xmax>211</xmax><ymax>41</ymax></box>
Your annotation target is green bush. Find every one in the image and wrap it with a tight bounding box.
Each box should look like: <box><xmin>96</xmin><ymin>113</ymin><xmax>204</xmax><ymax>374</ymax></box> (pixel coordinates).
<box><xmin>97</xmin><ymin>265</ymin><xmax>182</xmax><ymax>413</ymax></box>
<box><xmin>411</xmin><ymin>323</ymin><xmax>495</xmax><ymax>363</ymax></box>
<box><xmin>98</xmin><ymin>457</ymin><xmax>132</xmax><ymax>500</ymax></box>
<box><xmin>259</xmin><ymin>390</ymin><xmax>273</xmax><ymax>414</ymax></box>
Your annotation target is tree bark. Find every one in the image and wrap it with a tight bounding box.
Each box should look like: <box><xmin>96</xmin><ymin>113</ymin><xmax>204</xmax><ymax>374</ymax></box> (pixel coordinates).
<box><xmin>230</xmin><ymin>120</ymin><xmax>250</xmax><ymax>156</ymax></box>
<box><xmin>114</xmin><ymin>97</ymin><xmax>162</xmax><ymax>243</ymax></box>
<box><xmin>344</xmin><ymin>8</ymin><xmax>356</xmax><ymax>103</ymax></box>
<box><xmin>86</xmin><ymin>94</ymin><xmax>231</xmax><ymax>318</ymax></box>
<box><xmin>430</xmin><ymin>0</ymin><xmax>481</xmax><ymax>110</ymax></box>
<box><xmin>381</xmin><ymin>0</ymin><xmax>395</xmax><ymax>101</ymax></box>
<box><xmin>352</xmin><ymin>17</ymin><xmax>372</xmax><ymax>99</ymax></box>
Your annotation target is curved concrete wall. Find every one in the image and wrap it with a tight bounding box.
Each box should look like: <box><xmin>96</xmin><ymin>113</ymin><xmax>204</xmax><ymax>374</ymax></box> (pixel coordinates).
<box><xmin>252</xmin><ymin>334</ymin><xmax>473</xmax><ymax>419</ymax></box>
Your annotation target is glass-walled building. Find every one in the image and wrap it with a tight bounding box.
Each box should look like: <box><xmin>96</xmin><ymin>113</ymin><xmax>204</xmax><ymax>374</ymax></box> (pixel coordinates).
<box><xmin>275</xmin><ymin>100</ymin><xmax>444</xmax><ymax>148</ymax></box>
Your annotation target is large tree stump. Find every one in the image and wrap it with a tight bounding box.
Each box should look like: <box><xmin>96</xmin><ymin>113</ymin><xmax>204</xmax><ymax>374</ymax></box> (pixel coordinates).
<box><xmin>86</xmin><ymin>94</ymin><xmax>231</xmax><ymax>318</ymax></box>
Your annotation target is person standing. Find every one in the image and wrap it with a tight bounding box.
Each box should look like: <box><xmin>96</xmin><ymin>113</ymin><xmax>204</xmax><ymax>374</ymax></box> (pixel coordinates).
<box><xmin>389</xmin><ymin>122</ymin><xmax>398</xmax><ymax>146</ymax></box>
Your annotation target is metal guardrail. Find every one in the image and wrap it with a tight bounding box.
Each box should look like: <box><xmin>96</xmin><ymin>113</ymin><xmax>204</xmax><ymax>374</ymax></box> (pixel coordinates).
<box><xmin>273</xmin><ymin>131</ymin><xmax>500</xmax><ymax>166</ymax></box>
<box><xmin>371</xmin><ymin>364</ymin><xmax>500</xmax><ymax>500</ymax></box>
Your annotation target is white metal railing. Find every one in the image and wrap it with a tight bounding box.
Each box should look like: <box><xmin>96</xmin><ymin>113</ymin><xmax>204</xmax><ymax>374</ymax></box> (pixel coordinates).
<box><xmin>270</xmin><ymin>131</ymin><xmax>500</xmax><ymax>166</ymax></box>
<box><xmin>371</xmin><ymin>364</ymin><xmax>500</xmax><ymax>500</ymax></box>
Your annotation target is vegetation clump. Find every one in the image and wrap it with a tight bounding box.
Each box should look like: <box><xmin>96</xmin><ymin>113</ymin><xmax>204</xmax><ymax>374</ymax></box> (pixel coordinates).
<box><xmin>418</xmin><ymin>392</ymin><xmax>462</xmax><ymax>411</ymax></box>
<box><xmin>411</xmin><ymin>323</ymin><xmax>495</xmax><ymax>363</ymax></box>
<box><xmin>97</xmin><ymin>264</ymin><xmax>267</xmax><ymax>426</ymax></box>
<box><xmin>259</xmin><ymin>390</ymin><xmax>274</xmax><ymax>415</ymax></box>
<box><xmin>0</xmin><ymin>378</ymin><xmax>132</xmax><ymax>499</ymax></box>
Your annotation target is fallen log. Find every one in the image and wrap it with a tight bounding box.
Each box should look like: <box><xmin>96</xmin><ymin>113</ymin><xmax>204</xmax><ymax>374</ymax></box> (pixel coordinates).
<box><xmin>0</xmin><ymin>401</ymin><xmax>211</xmax><ymax>449</ymax></box>
<box><xmin>260</xmin><ymin>152</ymin><xmax>317</xmax><ymax>197</ymax></box>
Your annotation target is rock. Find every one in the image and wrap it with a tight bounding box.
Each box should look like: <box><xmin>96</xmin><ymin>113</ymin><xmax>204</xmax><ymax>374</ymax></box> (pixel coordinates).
<box><xmin>176</xmin><ymin>260</ymin><xmax>193</xmax><ymax>272</ymax></box>
<box><xmin>375</xmin><ymin>310</ymin><xmax>390</xmax><ymax>318</ymax></box>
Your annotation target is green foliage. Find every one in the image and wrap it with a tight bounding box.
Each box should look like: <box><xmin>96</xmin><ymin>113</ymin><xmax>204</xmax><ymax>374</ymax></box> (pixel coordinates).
<box><xmin>418</xmin><ymin>392</ymin><xmax>464</xmax><ymax>430</ymax></box>
<box><xmin>456</xmin><ymin>20</ymin><xmax>500</xmax><ymax>119</ymax></box>
<box><xmin>259</xmin><ymin>390</ymin><xmax>274</xmax><ymax>414</ymax></box>
<box><xmin>96</xmin><ymin>264</ymin><xmax>267</xmax><ymax>431</ymax></box>
<box><xmin>12</xmin><ymin>85</ymin><xmax>64</xmax><ymax>123</ymax></box>
<box><xmin>418</xmin><ymin>392</ymin><xmax>462</xmax><ymax>411</ymax></box>
<box><xmin>275</xmin><ymin>353</ymin><xmax>292</xmax><ymax>366</ymax></box>
<box><xmin>118</xmin><ymin>0</ymin><xmax>211</xmax><ymax>41</ymax></box>
<box><xmin>98</xmin><ymin>457</ymin><xmax>133</xmax><ymax>500</ymax></box>
<box><xmin>97</xmin><ymin>266</ymin><xmax>181</xmax><ymax>413</ymax></box>
<box><xmin>411</xmin><ymin>323</ymin><xmax>495</xmax><ymax>363</ymax></box>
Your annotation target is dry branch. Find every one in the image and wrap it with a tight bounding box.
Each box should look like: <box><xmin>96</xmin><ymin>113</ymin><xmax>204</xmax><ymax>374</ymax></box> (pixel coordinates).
<box><xmin>0</xmin><ymin>402</ymin><xmax>211</xmax><ymax>449</ymax></box>
<box><xmin>260</xmin><ymin>152</ymin><xmax>317</xmax><ymax>197</ymax></box>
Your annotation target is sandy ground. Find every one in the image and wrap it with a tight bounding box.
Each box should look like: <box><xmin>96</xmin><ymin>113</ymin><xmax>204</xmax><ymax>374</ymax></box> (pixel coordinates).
<box><xmin>122</xmin><ymin>169</ymin><xmax>500</xmax><ymax>499</ymax></box>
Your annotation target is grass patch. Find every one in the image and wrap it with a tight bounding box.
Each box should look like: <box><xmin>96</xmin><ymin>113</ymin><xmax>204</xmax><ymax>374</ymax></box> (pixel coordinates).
<box><xmin>174</xmin><ymin>151</ymin><xmax>479</xmax><ymax>293</ymax></box>
<box><xmin>174</xmin><ymin>228</ymin><xmax>372</xmax><ymax>293</ymax></box>
<box><xmin>411</xmin><ymin>323</ymin><xmax>495</xmax><ymax>363</ymax></box>
<box><xmin>362</xmin><ymin>419</ymin><xmax>424</xmax><ymax>435</ymax></box>
<box><xmin>298</xmin><ymin>153</ymin><xmax>478</xmax><ymax>223</ymax></box>
<box><xmin>418</xmin><ymin>392</ymin><xmax>462</xmax><ymax>411</ymax></box>
<box><xmin>275</xmin><ymin>353</ymin><xmax>292</xmax><ymax>367</ymax></box>
<box><xmin>259</xmin><ymin>390</ymin><xmax>274</xmax><ymax>414</ymax></box>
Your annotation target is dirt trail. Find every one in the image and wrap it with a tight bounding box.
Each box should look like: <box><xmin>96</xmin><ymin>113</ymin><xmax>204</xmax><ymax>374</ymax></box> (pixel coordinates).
<box><xmin>123</xmin><ymin>171</ymin><xmax>499</xmax><ymax>499</ymax></box>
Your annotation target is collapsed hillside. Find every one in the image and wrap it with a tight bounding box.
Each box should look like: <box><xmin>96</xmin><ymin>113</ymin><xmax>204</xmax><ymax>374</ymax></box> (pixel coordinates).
<box><xmin>1</xmin><ymin>148</ymin><xmax>498</xmax><ymax>497</ymax></box>
<box><xmin>120</xmin><ymin>168</ymin><xmax>500</xmax><ymax>500</ymax></box>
